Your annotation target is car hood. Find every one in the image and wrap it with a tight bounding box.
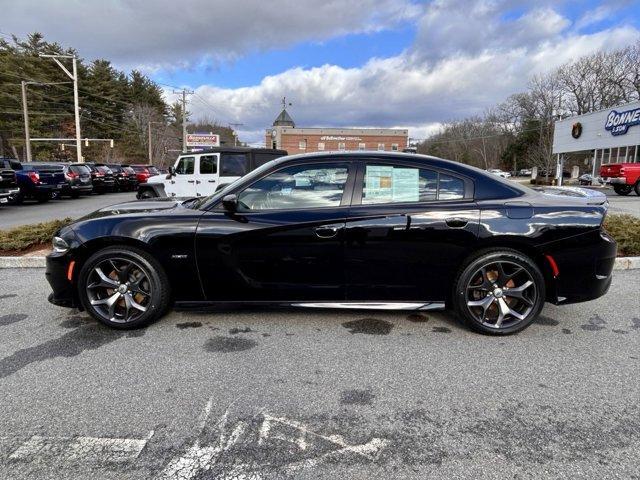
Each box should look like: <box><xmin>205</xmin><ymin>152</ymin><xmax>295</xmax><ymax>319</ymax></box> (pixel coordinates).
<box><xmin>82</xmin><ymin>198</ymin><xmax>191</xmax><ymax>220</ymax></box>
<box><xmin>146</xmin><ymin>174</ymin><xmax>166</xmax><ymax>184</ymax></box>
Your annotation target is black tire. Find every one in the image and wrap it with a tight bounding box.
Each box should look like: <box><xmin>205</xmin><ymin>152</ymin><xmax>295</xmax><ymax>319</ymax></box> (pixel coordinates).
<box><xmin>9</xmin><ymin>192</ymin><xmax>24</xmax><ymax>205</ymax></box>
<box><xmin>139</xmin><ymin>189</ymin><xmax>157</xmax><ymax>199</ymax></box>
<box><xmin>613</xmin><ymin>184</ymin><xmax>632</xmax><ymax>196</ymax></box>
<box><xmin>77</xmin><ymin>246</ymin><xmax>171</xmax><ymax>329</ymax></box>
<box><xmin>452</xmin><ymin>248</ymin><xmax>545</xmax><ymax>335</ymax></box>
<box><xmin>634</xmin><ymin>181</ymin><xmax>640</xmax><ymax>196</ymax></box>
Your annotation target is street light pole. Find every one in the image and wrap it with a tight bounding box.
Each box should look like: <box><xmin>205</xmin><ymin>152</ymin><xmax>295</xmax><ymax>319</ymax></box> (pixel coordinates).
<box><xmin>20</xmin><ymin>81</ymin><xmax>32</xmax><ymax>162</ymax></box>
<box><xmin>40</xmin><ymin>54</ymin><xmax>82</xmax><ymax>162</ymax></box>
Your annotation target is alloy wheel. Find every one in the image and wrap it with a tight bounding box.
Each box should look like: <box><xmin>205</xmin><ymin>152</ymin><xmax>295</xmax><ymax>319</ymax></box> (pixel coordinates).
<box><xmin>85</xmin><ymin>257</ymin><xmax>151</xmax><ymax>323</ymax></box>
<box><xmin>465</xmin><ymin>260</ymin><xmax>537</xmax><ymax>330</ymax></box>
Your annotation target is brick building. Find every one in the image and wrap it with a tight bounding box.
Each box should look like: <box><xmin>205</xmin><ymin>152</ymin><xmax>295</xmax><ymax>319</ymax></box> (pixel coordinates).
<box><xmin>265</xmin><ymin>107</ymin><xmax>408</xmax><ymax>154</ymax></box>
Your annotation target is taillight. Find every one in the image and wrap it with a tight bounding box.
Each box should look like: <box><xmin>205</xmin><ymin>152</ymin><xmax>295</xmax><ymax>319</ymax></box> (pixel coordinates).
<box><xmin>27</xmin><ymin>171</ymin><xmax>40</xmax><ymax>184</ymax></box>
<box><xmin>66</xmin><ymin>171</ymin><xmax>78</xmax><ymax>179</ymax></box>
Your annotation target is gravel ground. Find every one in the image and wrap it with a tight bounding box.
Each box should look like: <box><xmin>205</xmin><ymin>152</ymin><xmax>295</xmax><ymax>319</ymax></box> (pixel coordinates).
<box><xmin>0</xmin><ymin>268</ymin><xmax>638</xmax><ymax>479</ymax></box>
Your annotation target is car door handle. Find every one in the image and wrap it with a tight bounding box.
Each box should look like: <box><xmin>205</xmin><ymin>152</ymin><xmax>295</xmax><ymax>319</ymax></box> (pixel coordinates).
<box><xmin>187</xmin><ymin>180</ymin><xmax>195</xmax><ymax>183</ymax></box>
<box><xmin>314</xmin><ymin>226</ymin><xmax>340</xmax><ymax>239</ymax></box>
<box><xmin>445</xmin><ymin>218</ymin><xmax>468</xmax><ymax>228</ymax></box>
<box><xmin>207</xmin><ymin>180</ymin><xmax>216</xmax><ymax>183</ymax></box>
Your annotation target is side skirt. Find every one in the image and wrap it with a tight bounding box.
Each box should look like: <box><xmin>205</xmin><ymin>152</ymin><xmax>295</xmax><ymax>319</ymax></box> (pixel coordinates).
<box><xmin>174</xmin><ymin>301</ymin><xmax>446</xmax><ymax>311</ymax></box>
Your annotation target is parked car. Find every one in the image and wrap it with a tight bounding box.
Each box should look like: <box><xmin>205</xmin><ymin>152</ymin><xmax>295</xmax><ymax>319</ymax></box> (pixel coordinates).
<box><xmin>85</xmin><ymin>163</ymin><xmax>116</xmax><ymax>194</ymax></box>
<box><xmin>487</xmin><ymin>168</ymin><xmax>511</xmax><ymax>178</ymax></box>
<box><xmin>129</xmin><ymin>164</ymin><xmax>160</xmax><ymax>185</ymax></box>
<box><xmin>518</xmin><ymin>168</ymin><xmax>532</xmax><ymax>176</ymax></box>
<box><xmin>46</xmin><ymin>152</ymin><xmax>616</xmax><ymax>335</ymax></box>
<box><xmin>10</xmin><ymin>161</ymin><xmax>66</xmax><ymax>203</ymax></box>
<box><xmin>60</xmin><ymin>163</ymin><xmax>93</xmax><ymax>198</ymax></box>
<box><xmin>600</xmin><ymin>163</ymin><xmax>640</xmax><ymax>196</ymax></box>
<box><xmin>137</xmin><ymin>147</ymin><xmax>287</xmax><ymax>199</ymax></box>
<box><xmin>0</xmin><ymin>158</ymin><xmax>20</xmax><ymax>205</ymax></box>
<box><xmin>103</xmin><ymin>164</ymin><xmax>137</xmax><ymax>191</ymax></box>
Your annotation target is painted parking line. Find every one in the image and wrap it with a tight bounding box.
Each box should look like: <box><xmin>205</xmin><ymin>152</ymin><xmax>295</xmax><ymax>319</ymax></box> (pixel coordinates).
<box><xmin>9</xmin><ymin>430</ymin><xmax>154</xmax><ymax>463</ymax></box>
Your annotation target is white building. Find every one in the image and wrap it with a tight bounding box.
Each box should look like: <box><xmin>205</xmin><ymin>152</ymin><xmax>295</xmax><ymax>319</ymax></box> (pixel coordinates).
<box><xmin>553</xmin><ymin>100</ymin><xmax>640</xmax><ymax>178</ymax></box>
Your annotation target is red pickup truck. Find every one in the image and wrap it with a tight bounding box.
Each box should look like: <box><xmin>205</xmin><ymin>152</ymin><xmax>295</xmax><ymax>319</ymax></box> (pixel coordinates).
<box><xmin>600</xmin><ymin>163</ymin><xmax>640</xmax><ymax>196</ymax></box>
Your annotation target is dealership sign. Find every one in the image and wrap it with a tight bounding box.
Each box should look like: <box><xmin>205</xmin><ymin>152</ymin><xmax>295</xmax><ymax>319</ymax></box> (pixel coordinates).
<box><xmin>320</xmin><ymin>135</ymin><xmax>362</xmax><ymax>141</ymax></box>
<box><xmin>605</xmin><ymin>107</ymin><xmax>640</xmax><ymax>136</ymax></box>
<box><xmin>186</xmin><ymin>133</ymin><xmax>220</xmax><ymax>147</ymax></box>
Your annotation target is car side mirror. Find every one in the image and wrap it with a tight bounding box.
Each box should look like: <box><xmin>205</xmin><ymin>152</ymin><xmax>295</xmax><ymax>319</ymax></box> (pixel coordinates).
<box><xmin>222</xmin><ymin>194</ymin><xmax>238</xmax><ymax>213</ymax></box>
<box><xmin>168</xmin><ymin>166</ymin><xmax>176</xmax><ymax>176</ymax></box>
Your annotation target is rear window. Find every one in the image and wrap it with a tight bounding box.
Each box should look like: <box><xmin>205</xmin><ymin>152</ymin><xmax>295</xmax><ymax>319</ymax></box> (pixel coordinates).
<box><xmin>107</xmin><ymin>164</ymin><xmax>123</xmax><ymax>172</ymax></box>
<box><xmin>131</xmin><ymin>165</ymin><xmax>145</xmax><ymax>172</ymax></box>
<box><xmin>148</xmin><ymin>166</ymin><xmax>160</xmax><ymax>175</ymax></box>
<box><xmin>123</xmin><ymin>166</ymin><xmax>135</xmax><ymax>174</ymax></box>
<box><xmin>97</xmin><ymin>166</ymin><xmax>111</xmax><ymax>174</ymax></box>
<box><xmin>70</xmin><ymin>165</ymin><xmax>91</xmax><ymax>174</ymax></box>
<box><xmin>221</xmin><ymin>153</ymin><xmax>249</xmax><ymax>177</ymax></box>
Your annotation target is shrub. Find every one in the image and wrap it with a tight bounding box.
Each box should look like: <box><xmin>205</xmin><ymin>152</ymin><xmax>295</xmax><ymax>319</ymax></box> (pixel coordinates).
<box><xmin>604</xmin><ymin>214</ymin><xmax>640</xmax><ymax>257</ymax></box>
<box><xmin>0</xmin><ymin>218</ymin><xmax>72</xmax><ymax>253</ymax></box>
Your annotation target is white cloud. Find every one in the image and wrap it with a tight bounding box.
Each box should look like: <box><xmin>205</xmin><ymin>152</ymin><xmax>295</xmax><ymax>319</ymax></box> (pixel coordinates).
<box><xmin>185</xmin><ymin>15</ymin><xmax>639</xmax><ymax>144</ymax></box>
<box><xmin>2</xmin><ymin>0</ymin><xmax>421</xmax><ymax>69</ymax></box>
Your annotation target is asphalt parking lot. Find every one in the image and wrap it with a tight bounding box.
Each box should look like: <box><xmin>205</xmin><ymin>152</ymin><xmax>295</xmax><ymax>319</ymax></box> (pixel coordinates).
<box><xmin>0</xmin><ymin>192</ymin><xmax>136</xmax><ymax>230</ymax></box>
<box><xmin>0</xmin><ymin>268</ymin><xmax>639</xmax><ymax>479</ymax></box>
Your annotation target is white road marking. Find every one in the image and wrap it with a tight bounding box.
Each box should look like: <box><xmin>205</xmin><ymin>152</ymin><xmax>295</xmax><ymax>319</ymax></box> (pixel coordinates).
<box><xmin>9</xmin><ymin>431</ymin><xmax>154</xmax><ymax>463</ymax></box>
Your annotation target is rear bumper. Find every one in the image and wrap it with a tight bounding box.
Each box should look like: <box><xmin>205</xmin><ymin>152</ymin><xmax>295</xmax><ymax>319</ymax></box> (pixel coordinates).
<box><xmin>0</xmin><ymin>187</ymin><xmax>19</xmax><ymax>199</ymax></box>
<box><xmin>546</xmin><ymin>230</ymin><xmax>617</xmax><ymax>305</ymax></box>
<box><xmin>45</xmin><ymin>252</ymin><xmax>80</xmax><ymax>309</ymax></box>
<box><xmin>602</xmin><ymin>177</ymin><xmax>627</xmax><ymax>185</ymax></box>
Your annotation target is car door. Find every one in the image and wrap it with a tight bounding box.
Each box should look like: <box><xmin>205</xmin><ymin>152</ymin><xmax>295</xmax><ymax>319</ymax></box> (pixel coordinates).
<box><xmin>344</xmin><ymin>161</ymin><xmax>480</xmax><ymax>302</ymax></box>
<box><xmin>195</xmin><ymin>160</ymin><xmax>356</xmax><ymax>302</ymax></box>
<box><xmin>166</xmin><ymin>155</ymin><xmax>197</xmax><ymax>197</ymax></box>
<box><xmin>196</xmin><ymin>154</ymin><xmax>219</xmax><ymax>196</ymax></box>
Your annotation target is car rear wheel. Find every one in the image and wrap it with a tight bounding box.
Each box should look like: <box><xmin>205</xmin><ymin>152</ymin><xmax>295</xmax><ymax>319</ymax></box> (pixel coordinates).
<box><xmin>139</xmin><ymin>189</ymin><xmax>157</xmax><ymax>199</ymax></box>
<box><xmin>78</xmin><ymin>246</ymin><xmax>171</xmax><ymax>329</ymax></box>
<box><xmin>613</xmin><ymin>184</ymin><xmax>632</xmax><ymax>196</ymax></box>
<box><xmin>453</xmin><ymin>249</ymin><xmax>545</xmax><ymax>335</ymax></box>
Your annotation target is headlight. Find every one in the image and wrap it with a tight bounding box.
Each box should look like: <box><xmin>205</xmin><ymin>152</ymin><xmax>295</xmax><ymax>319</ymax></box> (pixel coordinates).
<box><xmin>52</xmin><ymin>236</ymin><xmax>70</xmax><ymax>253</ymax></box>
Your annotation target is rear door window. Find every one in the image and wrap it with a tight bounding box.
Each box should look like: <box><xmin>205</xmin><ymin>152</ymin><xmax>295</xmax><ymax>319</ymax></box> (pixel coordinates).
<box><xmin>221</xmin><ymin>153</ymin><xmax>249</xmax><ymax>177</ymax></box>
<box><xmin>361</xmin><ymin>164</ymin><xmax>465</xmax><ymax>204</ymax></box>
<box><xmin>199</xmin><ymin>155</ymin><xmax>218</xmax><ymax>174</ymax></box>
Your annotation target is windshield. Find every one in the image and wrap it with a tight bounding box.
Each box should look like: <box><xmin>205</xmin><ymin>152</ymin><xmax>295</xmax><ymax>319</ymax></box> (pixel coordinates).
<box><xmin>185</xmin><ymin>158</ymin><xmax>284</xmax><ymax>210</ymax></box>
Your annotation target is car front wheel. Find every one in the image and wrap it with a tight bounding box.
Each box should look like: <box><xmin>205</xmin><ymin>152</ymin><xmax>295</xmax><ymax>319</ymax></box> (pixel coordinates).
<box><xmin>453</xmin><ymin>249</ymin><xmax>545</xmax><ymax>335</ymax></box>
<box><xmin>78</xmin><ymin>246</ymin><xmax>171</xmax><ymax>329</ymax></box>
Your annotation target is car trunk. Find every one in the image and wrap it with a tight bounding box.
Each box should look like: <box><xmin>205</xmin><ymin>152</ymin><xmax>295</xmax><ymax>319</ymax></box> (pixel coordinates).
<box><xmin>33</xmin><ymin>165</ymin><xmax>66</xmax><ymax>187</ymax></box>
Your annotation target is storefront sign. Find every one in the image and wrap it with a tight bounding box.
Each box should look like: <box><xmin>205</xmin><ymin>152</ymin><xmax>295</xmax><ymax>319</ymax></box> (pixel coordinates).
<box><xmin>605</xmin><ymin>107</ymin><xmax>640</xmax><ymax>136</ymax></box>
<box><xmin>186</xmin><ymin>133</ymin><xmax>220</xmax><ymax>147</ymax></box>
<box><xmin>319</xmin><ymin>136</ymin><xmax>362</xmax><ymax>141</ymax></box>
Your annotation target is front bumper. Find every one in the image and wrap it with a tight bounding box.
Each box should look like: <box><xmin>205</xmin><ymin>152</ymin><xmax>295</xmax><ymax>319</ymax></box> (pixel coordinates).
<box><xmin>0</xmin><ymin>187</ymin><xmax>19</xmax><ymax>201</ymax></box>
<box><xmin>45</xmin><ymin>251</ymin><xmax>80</xmax><ymax>309</ymax></box>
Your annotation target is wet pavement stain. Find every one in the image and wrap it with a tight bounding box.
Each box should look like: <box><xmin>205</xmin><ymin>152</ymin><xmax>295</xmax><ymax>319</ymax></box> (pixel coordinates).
<box><xmin>261</xmin><ymin>333</ymin><xmax>271</xmax><ymax>337</ymax></box>
<box><xmin>432</xmin><ymin>326</ymin><xmax>451</xmax><ymax>333</ymax></box>
<box><xmin>0</xmin><ymin>314</ymin><xmax>28</xmax><ymax>327</ymax></box>
<box><xmin>612</xmin><ymin>329</ymin><xmax>628</xmax><ymax>334</ymax></box>
<box><xmin>342</xmin><ymin>318</ymin><xmax>393</xmax><ymax>335</ymax></box>
<box><xmin>176</xmin><ymin>322</ymin><xmax>203</xmax><ymax>329</ymax></box>
<box><xmin>340</xmin><ymin>389</ymin><xmax>375</xmax><ymax>405</ymax></box>
<box><xmin>536</xmin><ymin>316</ymin><xmax>560</xmax><ymax>326</ymax></box>
<box><xmin>0</xmin><ymin>294</ymin><xmax>18</xmax><ymax>300</ymax></box>
<box><xmin>229</xmin><ymin>327</ymin><xmax>253</xmax><ymax>334</ymax></box>
<box><xmin>631</xmin><ymin>318</ymin><xmax>640</xmax><ymax>330</ymax></box>
<box><xmin>204</xmin><ymin>336</ymin><xmax>257</xmax><ymax>353</ymax></box>
<box><xmin>407</xmin><ymin>313</ymin><xmax>429</xmax><ymax>323</ymax></box>
<box><xmin>59</xmin><ymin>316</ymin><xmax>92</xmax><ymax>329</ymax></box>
<box><xmin>0</xmin><ymin>324</ymin><xmax>130</xmax><ymax>379</ymax></box>
<box><xmin>561</xmin><ymin>328</ymin><xmax>572</xmax><ymax>334</ymax></box>
<box><xmin>581</xmin><ymin>315</ymin><xmax>606</xmax><ymax>331</ymax></box>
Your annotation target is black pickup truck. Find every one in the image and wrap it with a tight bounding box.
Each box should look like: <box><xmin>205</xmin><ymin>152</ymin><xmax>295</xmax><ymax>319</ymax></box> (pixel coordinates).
<box><xmin>0</xmin><ymin>158</ymin><xmax>20</xmax><ymax>205</ymax></box>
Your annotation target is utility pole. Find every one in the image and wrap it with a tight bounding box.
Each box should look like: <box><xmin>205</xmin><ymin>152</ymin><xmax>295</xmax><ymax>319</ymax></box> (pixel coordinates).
<box><xmin>147</xmin><ymin>121</ymin><xmax>164</xmax><ymax>163</ymax></box>
<box><xmin>172</xmin><ymin>88</ymin><xmax>194</xmax><ymax>152</ymax></box>
<box><xmin>229</xmin><ymin>123</ymin><xmax>244</xmax><ymax>146</ymax></box>
<box><xmin>40</xmin><ymin>54</ymin><xmax>82</xmax><ymax>162</ymax></box>
<box><xmin>20</xmin><ymin>81</ymin><xmax>32</xmax><ymax>162</ymax></box>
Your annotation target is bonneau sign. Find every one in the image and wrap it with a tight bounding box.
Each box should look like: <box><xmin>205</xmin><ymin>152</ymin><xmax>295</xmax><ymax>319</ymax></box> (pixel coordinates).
<box><xmin>605</xmin><ymin>107</ymin><xmax>640</xmax><ymax>136</ymax></box>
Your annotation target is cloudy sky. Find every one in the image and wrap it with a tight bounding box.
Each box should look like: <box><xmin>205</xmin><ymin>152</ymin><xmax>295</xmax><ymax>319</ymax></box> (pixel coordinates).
<box><xmin>3</xmin><ymin>0</ymin><xmax>640</xmax><ymax>144</ymax></box>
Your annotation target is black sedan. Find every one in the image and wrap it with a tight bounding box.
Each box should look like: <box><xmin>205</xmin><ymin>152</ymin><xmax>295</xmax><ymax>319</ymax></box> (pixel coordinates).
<box><xmin>46</xmin><ymin>152</ymin><xmax>616</xmax><ymax>335</ymax></box>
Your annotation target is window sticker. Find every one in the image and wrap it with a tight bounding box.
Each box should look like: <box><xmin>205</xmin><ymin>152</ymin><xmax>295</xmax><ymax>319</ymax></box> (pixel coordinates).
<box><xmin>365</xmin><ymin>165</ymin><xmax>394</xmax><ymax>202</ymax></box>
<box><xmin>392</xmin><ymin>168</ymin><xmax>419</xmax><ymax>202</ymax></box>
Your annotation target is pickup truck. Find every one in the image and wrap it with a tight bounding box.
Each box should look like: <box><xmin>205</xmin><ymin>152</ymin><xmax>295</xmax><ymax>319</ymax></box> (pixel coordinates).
<box><xmin>600</xmin><ymin>163</ymin><xmax>640</xmax><ymax>196</ymax></box>
<box><xmin>137</xmin><ymin>147</ymin><xmax>287</xmax><ymax>199</ymax></box>
<box><xmin>0</xmin><ymin>158</ymin><xmax>20</xmax><ymax>205</ymax></box>
<box><xmin>8</xmin><ymin>161</ymin><xmax>66</xmax><ymax>203</ymax></box>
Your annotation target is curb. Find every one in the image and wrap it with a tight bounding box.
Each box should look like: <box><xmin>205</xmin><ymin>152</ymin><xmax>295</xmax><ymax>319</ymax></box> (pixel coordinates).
<box><xmin>1</xmin><ymin>255</ymin><xmax>640</xmax><ymax>270</ymax></box>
